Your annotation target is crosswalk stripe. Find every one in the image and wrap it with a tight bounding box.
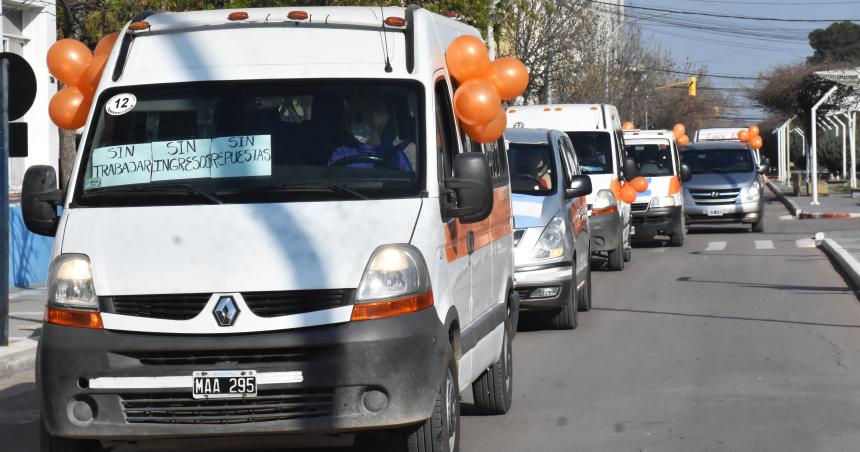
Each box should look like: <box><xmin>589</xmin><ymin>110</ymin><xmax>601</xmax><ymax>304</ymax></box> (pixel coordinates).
<box><xmin>755</xmin><ymin>240</ymin><xmax>774</xmax><ymax>250</ymax></box>
<box><xmin>652</xmin><ymin>248</ymin><xmax>666</xmax><ymax>253</ymax></box>
<box><xmin>779</xmin><ymin>215</ymin><xmax>795</xmax><ymax>221</ymax></box>
<box><xmin>796</xmin><ymin>238</ymin><xmax>816</xmax><ymax>248</ymax></box>
<box><xmin>705</xmin><ymin>241</ymin><xmax>727</xmax><ymax>251</ymax></box>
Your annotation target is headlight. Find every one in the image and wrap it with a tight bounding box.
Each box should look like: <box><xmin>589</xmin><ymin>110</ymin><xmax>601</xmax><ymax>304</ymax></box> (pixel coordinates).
<box><xmin>649</xmin><ymin>196</ymin><xmax>676</xmax><ymax>208</ymax></box>
<box><xmin>741</xmin><ymin>183</ymin><xmax>761</xmax><ymax>202</ymax></box>
<box><xmin>354</xmin><ymin>245</ymin><xmax>433</xmax><ymax>321</ymax></box>
<box><xmin>48</xmin><ymin>254</ymin><xmax>97</xmax><ymax>309</ymax></box>
<box><xmin>532</xmin><ymin>216</ymin><xmax>566</xmax><ymax>260</ymax></box>
<box><xmin>592</xmin><ymin>189</ymin><xmax>617</xmax><ymax>215</ymax></box>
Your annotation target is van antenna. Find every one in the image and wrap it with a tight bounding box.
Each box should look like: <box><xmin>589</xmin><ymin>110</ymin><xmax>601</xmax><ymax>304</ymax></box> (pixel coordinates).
<box><xmin>380</xmin><ymin>6</ymin><xmax>393</xmax><ymax>73</ymax></box>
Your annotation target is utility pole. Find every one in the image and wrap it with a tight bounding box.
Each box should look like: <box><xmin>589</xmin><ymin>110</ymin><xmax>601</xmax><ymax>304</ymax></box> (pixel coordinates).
<box><xmin>811</xmin><ymin>86</ymin><xmax>839</xmax><ymax>205</ymax></box>
<box><xmin>0</xmin><ymin>60</ymin><xmax>9</xmax><ymax>346</ymax></box>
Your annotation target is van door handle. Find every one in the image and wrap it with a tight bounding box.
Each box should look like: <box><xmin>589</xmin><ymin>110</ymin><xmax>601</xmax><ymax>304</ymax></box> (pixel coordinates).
<box><xmin>467</xmin><ymin>231</ymin><xmax>475</xmax><ymax>255</ymax></box>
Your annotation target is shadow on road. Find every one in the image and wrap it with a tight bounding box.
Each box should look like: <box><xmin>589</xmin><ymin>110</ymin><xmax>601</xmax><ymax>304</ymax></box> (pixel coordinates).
<box><xmin>0</xmin><ymin>381</ymin><xmax>39</xmax><ymax>452</ymax></box>
<box><xmin>592</xmin><ymin>306</ymin><xmax>860</xmax><ymax>329</ymax></box>
<box><xmin>676</xmin><ymin>275</ymin><xmax>852</xmax><ymax>295</ymax></box>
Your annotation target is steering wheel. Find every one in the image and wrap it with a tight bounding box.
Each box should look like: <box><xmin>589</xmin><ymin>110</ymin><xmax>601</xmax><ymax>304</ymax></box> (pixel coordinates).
<box><xmin>511</xmin><ymin>174</ymin><xmax>543</xmax><ymax>190</ymax></box>
<box><xmin>330</xmin><ymin>154</ymin><xmax>391</xmax><ymax>168</ymax></box>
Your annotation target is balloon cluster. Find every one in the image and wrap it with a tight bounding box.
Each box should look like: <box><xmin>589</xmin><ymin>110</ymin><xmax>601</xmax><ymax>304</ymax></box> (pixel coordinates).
<box><xmin>446</xmin><ymin>36</ymin><xmax>529</xmax><ymax>143</ymax></box>
<box><xmin>47</xmin><ymin>33</ymin><xmax>119</xmax><ymax>130</ymax></box>
<box><xmin>673</xmin><ymin>123</ymin><xmax>689</xmax><ymax>147</ymax></box>
<box><xmin>619</xmin><ymin>176</ymin><xmax>649</xmax><ymax>203</ymax></box>
<box><xmin>622</xmin><ymin>121</ymin><xmax>635</xmax><ymax>131</ymax></box>
<box><xmin>739</xmin><ymin>125</ymin><xmax>762</xmax><ymax>150</ymax></box>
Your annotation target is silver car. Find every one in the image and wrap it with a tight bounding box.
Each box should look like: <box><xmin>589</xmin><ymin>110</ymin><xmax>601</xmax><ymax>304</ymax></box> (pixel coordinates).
<box><xmin>506</xmin><ymin>128</ymin><xmax>593</xmax><ymax>330</ymax></box>
<box><xmin>680</xmin><ymin>141</ymin><xmax>769</xmax><ymax>232</ymax></box>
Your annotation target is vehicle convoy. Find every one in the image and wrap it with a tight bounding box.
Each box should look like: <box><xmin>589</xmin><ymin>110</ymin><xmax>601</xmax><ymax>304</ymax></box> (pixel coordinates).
<box><xmin>505</xmin><ymin>128</ymin><xmax>593</xmax><ymax>329</ymax></box>
<box><xmin>23</xmin><ymin>7</ymin><xmax>517</xmax><ymax>451</ymax></box>
<box><xmin>623</xmin><ymin>130</ymin><xmax>692</xmax><ymax>246</ymax></box>
<box><xmin>680</xmin><ymin>141</ymin><xmax>769</xmax><ymax>232</ymax></box>
<box><xmin>507</xmin><ymin>104</ymin><xmax>635</xmax><ymax>271</ymax></box>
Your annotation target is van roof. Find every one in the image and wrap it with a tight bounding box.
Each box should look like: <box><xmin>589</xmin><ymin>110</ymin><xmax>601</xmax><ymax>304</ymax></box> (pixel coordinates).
<box><xmin>623</xmin><ymin>130</ymin><xmax>674</xmax><ymax>140</ymax></box>
<box><xmin>507</xmin><ymin>104</ymin><xmax>619</xmax><ymax>132</ymax></box>
<box><xmin>504</xmin><ymin>127</ymin><xmax>553</xmax><ymax>144</ymax></box>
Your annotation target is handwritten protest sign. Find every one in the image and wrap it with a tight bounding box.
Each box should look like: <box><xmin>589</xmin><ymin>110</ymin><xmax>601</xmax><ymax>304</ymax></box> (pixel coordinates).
<box><xmin>210</xmin><ymin>135</ymin><xmax>272</xmax><ymax>179</ymax></box>
<box><xmin>151</xmin><ymin>139</ymin><xmax>212</xmax><ymax>182</ymax></box>
<box><xmin>89</xmin><ymin>143</ymin><xmax>154</xmax><ymax>188</ymax></box>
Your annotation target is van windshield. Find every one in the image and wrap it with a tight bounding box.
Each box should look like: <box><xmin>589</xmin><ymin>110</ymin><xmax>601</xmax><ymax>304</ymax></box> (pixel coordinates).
<box><xmin>681</xmin><ymin>148</ymin><xmax>754</xmax><ymax>174</ymax></box>
<box><xmin>73</xmin><ymin>81</ymin><xmax>422</xmax><ymax>207</ymax></box>
<box><xmin>626</xmin><ymin>142</ymin><xmax>674</xmax><ymax>177</ymax></box>
<box><xmin>566</xmin><ymin>132</ymin><xmax>612</xmax><ymax>175</ymax></box>
<box><xmin>508</xmin><ymin>143</ymin><xmax>557</xmax><ymax>195</ymax></box>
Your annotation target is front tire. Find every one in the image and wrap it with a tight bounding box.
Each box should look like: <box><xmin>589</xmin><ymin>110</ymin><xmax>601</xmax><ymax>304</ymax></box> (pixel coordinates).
<box><xmin>550</xmin><ymin>273</ymin><xmax>578</xmax><ymax>329</ymax></box>
<box><xmin>751</xmin><ymin>214</ymin><xmax>764</xmax><ymax>232</ymax></box>
<box><xmin>670</xmin><ymin>219</ymin><xmax>685</xmax><ymax>247</ymax></box>
<box><xmin>404</xmin><ymin>350</ymin><xmax>460</xmax><ymax>452</ymax></box>
<box><xmin>577</xmin><ymin>263</ymin><xmax>592</xmax><ymax>312</ymax></box>
<box><xmin>471</xmin><ymin>318</ymin><xmax>513</xmax><ymax>415</ymax></box>
<box><xmin>607</xmin><ymin>234</ymin><xmax>624</xmax><ymax>271</ymax></box>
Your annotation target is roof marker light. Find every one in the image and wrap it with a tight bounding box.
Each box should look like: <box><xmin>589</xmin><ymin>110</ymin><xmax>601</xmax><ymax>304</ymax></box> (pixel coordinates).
<box><xmin>228</xmin><ymin>12</ymin><xmax>249</xmax><ymax>21</ymax></box>
<box><xmin>288</xmin><ymin>11</ymin><xmax>309</xmax><ymax>20</ymax></box>
<box><xmin>555</xmin><ymin>107</ymin><xmax>563</xmax><ymax>111</ymax></box>
<box><xmin>590</xmin><ymin>106</ymin><xmax>598</xmax><ymax>111</ymax></box>
<box><xmin>384</xmin><ymin>17</ymin><xmax>407</xmax><ymax>27</ymax></box>
<box><xmin>128</xmin><ymin>21</ymin><xmax>151</xmax><ymax>31</ymax></box>
<box><xmin>508</xmin><ymin>109</ymin><xmax>517</xmax><ymax>113</ymax></box>
<box><xmin>543</xmin><ymin>107</ymin><xmax>551</xmax><ymax>111</ymax></box>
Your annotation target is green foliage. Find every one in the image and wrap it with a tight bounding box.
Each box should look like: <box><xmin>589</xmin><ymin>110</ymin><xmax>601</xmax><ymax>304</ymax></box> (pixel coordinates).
<box><xmin>808</xmin><ymin>21</ymin><xmax>860</xmax><ymax>65</ymax></box>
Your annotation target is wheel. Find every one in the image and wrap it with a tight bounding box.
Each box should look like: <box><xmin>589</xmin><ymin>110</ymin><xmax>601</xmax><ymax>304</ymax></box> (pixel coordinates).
<box><xmin>577</xmin><ymin>263</ymin><xmax>592</xmax><ymax>312</ymax></box>
<box><xmin>404</xmin><ymin>350</ymin><xmax>460</xmax><ymax>452</ymax></box>
<box><xmin>607</xmin><ymin>234</ymin><xmax>624</xmax><ymax>271</ymax></box>
<box><xmin>550</xmin><ymin>272</ymin><xmax>578</xmax><ymax>329</ymax></box>
<box><xmin>40</xmin><ymin>420</ymin><xmax>101</xmax><ymax>452</ymax></box>
<box><xmin>471</xmin><ymin>317</ymin><xmax>513</xmax><ymax>414</ymax></box>
<box><xmin>751</xmin><ymin>215</ymin><xmax>764</xmax><ymax>233</ymax></box>
<box><xmin>670</xmin><ymin>219</ymin><xmax>685</xmax><ymax>247</ymax></box>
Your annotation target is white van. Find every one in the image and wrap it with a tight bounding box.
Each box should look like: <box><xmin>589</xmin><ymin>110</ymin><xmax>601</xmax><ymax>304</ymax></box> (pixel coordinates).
<box><xmin>622</xmin><ymin>130</ymin><xmax>692</xmax><ymax>246</ymax></box>
<box><xmin>23</xmin><ymin>7</ymin><xmax>516</xmax><ymax>451</ymax></box>
<box><xmin>507</xmin><ymin>104</ymin><xmax>633</xmax><ymax>270</ymax></box>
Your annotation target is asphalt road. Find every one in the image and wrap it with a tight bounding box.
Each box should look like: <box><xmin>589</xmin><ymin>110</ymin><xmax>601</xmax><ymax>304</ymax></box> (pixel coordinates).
<box><xmin>3</xmin><ymin>192</ymin><xmax>860</xmax><ymax>451</ymax></box>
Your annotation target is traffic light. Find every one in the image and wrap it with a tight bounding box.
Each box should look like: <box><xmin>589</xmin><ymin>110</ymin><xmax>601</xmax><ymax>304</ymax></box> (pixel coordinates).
<box><xmin>688</xmin><ymin>75</ymin><xmax>697</xmax><ymax>97</ymax></box>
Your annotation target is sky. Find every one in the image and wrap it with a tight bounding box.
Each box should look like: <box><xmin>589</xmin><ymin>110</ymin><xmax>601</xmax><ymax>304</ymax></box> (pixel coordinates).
<box><xmin>625</xmin><ymin>0</ymin><xmax>860</xmax><ymax>122</ymax></box>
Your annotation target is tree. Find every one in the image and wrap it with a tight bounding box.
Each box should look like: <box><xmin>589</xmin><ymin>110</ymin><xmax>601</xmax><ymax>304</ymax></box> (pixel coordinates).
<box><xmin>808</xmin><ymin>21</ymin><xmax>860</xmax><ymax>65</ymax></box>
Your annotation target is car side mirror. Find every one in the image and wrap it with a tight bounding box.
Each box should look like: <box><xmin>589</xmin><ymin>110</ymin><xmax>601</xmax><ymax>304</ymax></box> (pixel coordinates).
<box><xmin>622</xmin><ymin>157</ymin><xmax>639</xmax><ymax>181</ymax></box>
<box><xmin>680</xmin><ymin>163</ymin><xmax>692</xmax><ymax>182</ymax></box>
<box><xmin>22</xmin><ymin>165</ymin><xmax>63</xmax><ymax>236</ymax></box>
<box><xmin>758</xmin><ymin>157</ymin><xmax>770</xmax><ymax>174</ymax></box>
<box><xmin>566</xmin><ymin>175</ymin><xmax>592</xmax><ymax>198</ymax></box>
<box><xmin>444</xmin><ymin>153</ymin><xmax>493</xmax><ymax>224</ymax></box>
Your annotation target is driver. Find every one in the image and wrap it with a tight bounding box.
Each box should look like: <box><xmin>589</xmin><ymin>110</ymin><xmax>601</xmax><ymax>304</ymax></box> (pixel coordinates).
<box><xmin>515</xmin><ymin>150</ymin><xmax>552</xmax><ymax>190</ymax></box>
<box><xmin>328</xmin><ymin>96</ymin><xmax>413</xmax><ymax>171</ymax></box>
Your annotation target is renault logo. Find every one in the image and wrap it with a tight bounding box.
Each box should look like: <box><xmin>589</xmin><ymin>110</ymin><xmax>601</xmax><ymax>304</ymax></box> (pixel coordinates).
<box><xmin>213</xmin><ymin>296</ymin><xmax>240</xmax><ymax>327</ymax></box>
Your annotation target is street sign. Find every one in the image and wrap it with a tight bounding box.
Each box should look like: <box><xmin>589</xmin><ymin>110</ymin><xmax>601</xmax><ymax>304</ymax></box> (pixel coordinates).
<box><xmin>0</xmin><ymin>52</ymin><xmax>36</xmax><ymax>122</ymax></box>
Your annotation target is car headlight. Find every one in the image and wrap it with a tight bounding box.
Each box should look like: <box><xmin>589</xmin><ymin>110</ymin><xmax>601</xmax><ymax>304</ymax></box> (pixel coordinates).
<box><xmin>532</xmin><ymin>216</ymin><xmax>566</xmax><ymax>260</ymax></box>
<box><xmin>591</xmin><ymin>189</ymin><xmax>617</xmax><ymax>215</ymax></box>
<box><xmin>741</xmin><ymin>183</ymin><xmax>761</xmax><ymax>202</ymax></box>
<box><xmin>48</xmin><ymin>254</ymin><xmax>97</xmax><ymax>309</ymax></box>
<box><xmin>353</xmin><ymin>245</ymin><xmax>433</xmax><ymax>321</ymax></box>
<box><xmin>649</xmin><ymin>196</ymin><xmax>676</xmax><ymax>208</ymax></box>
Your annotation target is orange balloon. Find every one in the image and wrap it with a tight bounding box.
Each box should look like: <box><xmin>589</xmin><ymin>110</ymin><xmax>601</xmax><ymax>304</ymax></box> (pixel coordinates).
<box><xmin>622</xmin><ymin>121</ymin><xmax>635</xmax><ymax>131</ymax></box>
<box><xmin>485</xmin><ymin>57</ymin><xmax>529</xmax><ymax>101</ymax></box>
<box><xmin>748</xmin><ymin>125</ymin><xmax>760</xmax><ymax>138</ymax></box>
<box><xmin>464</xmin><ymin>108</ymin><xmax>507</xmax><ymax>143</ymax></box>
<box><xmin>446</xmin><ymin>35</ymin><xmax>490</xmax><ymax>84</ymax></box>
<box><xmin>738</xmin><ymin>129</ymin><xmax>750</xmax><ymax>143</ymax></box>
<box><xmin>49</xmin><ymin>87</ymin><xmax>91</xmax><ymax>130</ymax></box>
<box><xmin>47</xmin><ymin>39</ymin><xmax>93</xmax><ymax>86</ymax></box>
<box><xmin>630</xmin><ymin>176</ymin><xmax>649</xmax><ymax>193</ymax></box>
<box><xmin>80</xmin><ymin>54</ymin><xmax>108</xmax><ymax>97</ymax></box>
<box><xmin>454</xmin><ymin>78</ymin><xmax>501</xmax><ymax>126</ymax></box>
<box><xmin>620</xmin><ymin>184</ymin><xmax>638</xmax><ymax>204</ymax></box>
<box><xmin>677</xmin><ymin>135</ymin><xmax>690</xmax><ymax>147</ymax></box>
<box><xmin>673</xmin><ymin>123</ymin><xmax>686</xmax><ymax>138</ymax></box>
<box><xmin>750</xmin><ymin>136</ymin><xmax>763</xmax><ymax>149</ymax></box>
<box><xmin>609</xmin><ymin>178</ymin><xmax>622</xmax><ymax>200</ymax></box>
<box><xmin>94</xmin><ymin>32</ymin><xmax>119</xmax><ymax>57</ymax></box>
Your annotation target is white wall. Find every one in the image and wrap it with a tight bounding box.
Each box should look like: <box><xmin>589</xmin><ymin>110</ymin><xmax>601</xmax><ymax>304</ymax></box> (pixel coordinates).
<box><xmin>2</xmin><ymin>0</ymin><xmax>58</xmax><ymax>193</ymax></box>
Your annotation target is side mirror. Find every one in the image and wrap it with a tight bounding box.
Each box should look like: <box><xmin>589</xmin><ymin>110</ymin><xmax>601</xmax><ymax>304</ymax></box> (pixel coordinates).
<box><xmin>758</xmin><ymin>157</ymin><xmax>770</xmax><ymax>174</ymax></box>
<box><xmin>22</xmin><ymin>165</ymin><xmax>63</xmax><ymax>236</ymax></box>
<box><xmin>444</xmin><ymin>153</ymin><xmax>493</xmax><ymax>224</ymax></box>
<box><xmin>622</xmin><ymin>157</ymin><xmax>639</xmax><ymax>181</ymax></box>
<box><xmin>565</xmin><ymin>175</ymin><xmax>592</xmax><ymax>198</ymax></box>
<box><xmin>680</xmin><ymin>163</ymin><xmax>692</xmax><ymax>182</ymax></box>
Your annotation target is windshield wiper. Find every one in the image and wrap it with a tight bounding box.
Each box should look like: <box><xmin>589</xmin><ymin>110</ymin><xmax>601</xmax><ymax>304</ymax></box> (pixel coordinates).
<box><xmin>83</xmin><ymin>184</ymin><xmax>223</xmax><ymax>205</ymax></box>
<box><xmin>216</xmin><ymin>182</ymin><xmax>370</xmax><ymax>200</ymax></box>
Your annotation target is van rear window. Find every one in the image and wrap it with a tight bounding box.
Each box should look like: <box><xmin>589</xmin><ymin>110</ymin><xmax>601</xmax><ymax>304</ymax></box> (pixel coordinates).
<box><xmin>74</xmin><ymin>80</ymin><xmax>423</xmax><ymax>207</ymax></box>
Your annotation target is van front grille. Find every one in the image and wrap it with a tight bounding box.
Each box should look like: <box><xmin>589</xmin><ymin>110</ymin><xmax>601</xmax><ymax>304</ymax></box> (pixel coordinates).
<box><xmin>243</xmin><ymin>290</ymin><xmax>352</xmax><ymax>318</ymax></box>
<box><xmin>115</xmin><ymin>347</ymin><xmax>327</xmax><ymax>366</ymax></box>
<box><xmin>688</xmin><ymin>188</ymin><xmax>740</xmax><ymax>205</ymax></box>
<box><xmin>631</xmin><ymin>202</ymin><xmax>649</xmax><ymax>213</ymax></box>
<box><xmin>105</xmin><ymin>294</ymin><xmax>209</xmax><ymax>320</ymax></box>
<box><xmin>120</xmin><ymin>389</ymin><xmax>333</xmax><ymax>424</ymax></box>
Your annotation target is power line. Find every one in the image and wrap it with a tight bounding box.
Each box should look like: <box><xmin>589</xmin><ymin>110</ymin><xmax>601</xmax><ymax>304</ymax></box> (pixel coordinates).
<box><xmin>588</xmin><ymin>0</ymin><xmax>860</xmax><ymax>22</ymax></box>
<box><xmin>645</xmin><ymin>67</ymin><xmax>770</xmax><ymax>81</ymax></box>
<box><xmin>689</xmin><ymin>0</ymin><xmax>860</xmax><ymax>5</ymax></box>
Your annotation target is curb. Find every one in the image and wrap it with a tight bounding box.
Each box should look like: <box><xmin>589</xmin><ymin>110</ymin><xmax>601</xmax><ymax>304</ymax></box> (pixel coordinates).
<box><xmin>0</xmin><ymin>337</ymin><xmax>38</xmax><ymax>379</ymax></box>
<box><xmin>817</xmin><ymin>233</ymin><xmax>860</xmax><ymax>290</ymax></box>
<box><xmin>765</xmin><ymin>180</ymin><xmax>801</xmax><ymax>218</ymax></box>
<box><xmin>798</xmin><ymin>212</ymin><xmax>860</xmax><ymax>220</ymax></box>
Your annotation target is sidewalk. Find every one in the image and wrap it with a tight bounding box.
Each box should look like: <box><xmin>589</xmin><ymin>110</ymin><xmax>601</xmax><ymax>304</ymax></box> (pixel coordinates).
<box><xmin>0</xmin><ymin>287</ymin><xmax>45</xmax><ymax>379</ymax></box>
<box><xmin>818</xmin><ymin>231</ymin><xmax>860</xmax><ymax>292</ymax></box>
<box><xmin>766</xmin><ymin>180</ymin><xmax>860</xmax><ymax>219</ymax></box>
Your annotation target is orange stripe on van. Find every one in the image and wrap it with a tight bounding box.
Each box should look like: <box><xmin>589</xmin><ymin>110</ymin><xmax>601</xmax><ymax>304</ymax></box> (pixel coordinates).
<box><xmin>668</xmin><ymin>176</ymin><xmax>681</xmax><ymax>195</ymax></box>
<box><xmin>571</xmin><ymin>196</ymin><xmax>587</xmax><ymax>235</ymax></box>
<box><xmin>445</xmin><ymin>186</ymin><xmax>512</xmax><ymax>262</ymax></box>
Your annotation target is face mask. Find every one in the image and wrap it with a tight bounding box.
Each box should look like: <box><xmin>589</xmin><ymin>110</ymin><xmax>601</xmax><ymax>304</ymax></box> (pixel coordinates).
<box><xmin>351</xmin><ymin>124</ymin><xmax>373</xmax><ymax>144</ymax></box>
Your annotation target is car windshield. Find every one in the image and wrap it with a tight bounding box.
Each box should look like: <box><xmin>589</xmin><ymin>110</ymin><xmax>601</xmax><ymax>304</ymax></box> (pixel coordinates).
<box><xmin>73</xmin><ymin>80</ymin><xmax>422</xmax><ymax>207</ymax></box>
<box><xmin>626</xmin><ymin>142</ymin><xmax>674</xmax><ymax>177</ymax></box>
<box><xmin>507</xmin><ymin>143</ymin><xmax>557</xmax><ymax>195</ymax></box>
<box><xmin>566</xmin><ymin>131</ymin><xmax>612</xmax><ymax>175</ymax></box>
<box><xmin>681</xmin><ymin>148</ymin><xmax>754</xmax><ymax>174</ymax></box>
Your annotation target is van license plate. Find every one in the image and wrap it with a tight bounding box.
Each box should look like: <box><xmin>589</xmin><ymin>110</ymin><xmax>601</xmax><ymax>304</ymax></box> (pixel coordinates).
<box><xmin>192</xmin><ymin>370</ymin><xmax>257</xmax><ymax>399</ymax></box>
<box><xmin>706</xmin><ymin>208</ymin><xmax>725</xmax><ymax>216</ymax></box>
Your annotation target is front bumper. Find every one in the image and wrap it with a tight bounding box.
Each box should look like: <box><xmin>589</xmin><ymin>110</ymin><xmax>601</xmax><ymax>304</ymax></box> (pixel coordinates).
<box><xmin>685</xmin><ymin>199</ymin><xmax>762</xmax><ymax>224</ymax></box>
<box><xmin>38</xmin><ymin>308</ymin><xmax>448</xmax><ymax>440</ymax></box>
<box><xmin>632</xmin><ymin>206</ymin><xmax>683</xmax><ymax>239</ymax></box>
<box><xmin>514</xmin><ymin>262</ymin><xmax>573</xmax><ymax>310</ymax></box>
<box><xmin>588</xmin><ymin>211</ymin><xmax>621</xmax><ymax>252</ymax></box>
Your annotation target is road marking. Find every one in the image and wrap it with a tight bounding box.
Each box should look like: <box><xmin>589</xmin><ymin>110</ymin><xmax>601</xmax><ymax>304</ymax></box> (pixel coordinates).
<box><xmin>780</xmin><ymin>215</ymin><xmax>795</xmax><ymax>221</ymax></box>
<box><xmin>796</xmin><ymin>238</ymin><xmax>816</xmax><ymax>248</ymax></box>
<box><xmin>653</xmin><ymin>248</ymin><xmax>666</xmax><ymax>253</ymax></box>
<box><xmin>705</xmin><ymin>241</ymin><xmax>727</xmax><ymax>251</ymax></box>
<box><xmin>755</xmin><ymin>240</ymin><xmax>774</xmax><ymax>250</ymax></box>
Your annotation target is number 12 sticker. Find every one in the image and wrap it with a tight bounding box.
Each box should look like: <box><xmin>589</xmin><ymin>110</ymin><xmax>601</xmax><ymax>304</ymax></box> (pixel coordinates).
<box><xmin>106</xmin><ymin>93</ymin><xmax>137</xmax><ymax>116</ymax></box>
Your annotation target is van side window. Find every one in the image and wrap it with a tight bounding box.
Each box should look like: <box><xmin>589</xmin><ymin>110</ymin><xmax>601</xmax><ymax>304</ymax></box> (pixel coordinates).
<box><xmin>435</xmin><ymin>81</ymin><xmax>459</xmax><ymax>178</ymax></box>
